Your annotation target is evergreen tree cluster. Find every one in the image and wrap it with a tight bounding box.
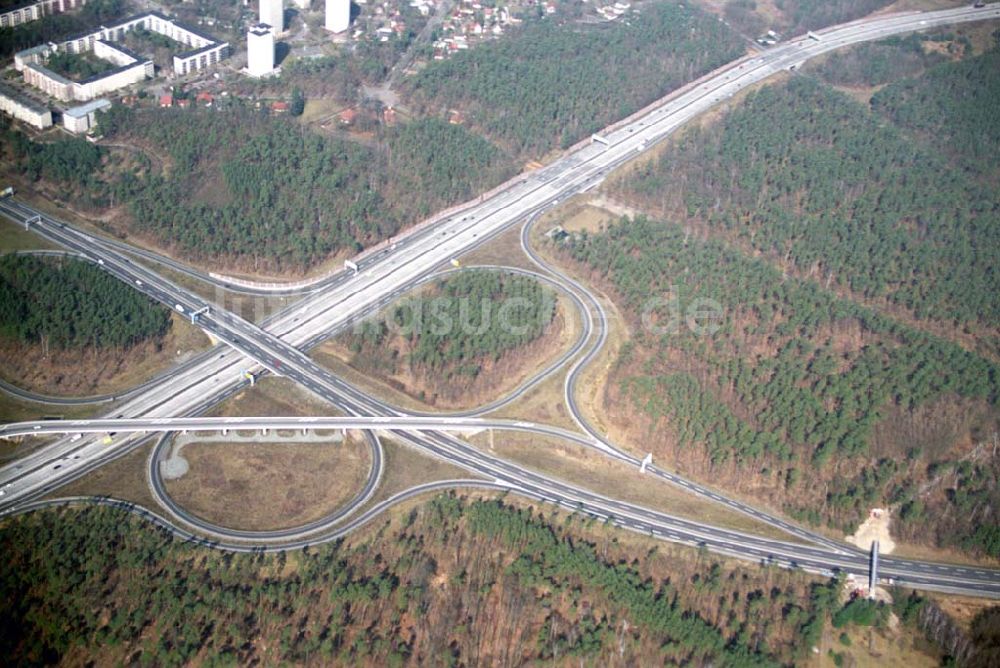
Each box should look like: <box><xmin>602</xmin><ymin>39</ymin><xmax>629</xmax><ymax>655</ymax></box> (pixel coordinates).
<box><xmin>404</xmin><ymin>2</ymin><xmax>745</xmax><ymax>157</ymax></box>
<box><xmin>570</xmin><ymin>215</ymin><xmax>999</xmax><ymax>470</ymax></box>
<box><xmin>92</xmin><ymin>108</ymin><xmax>516</xmax><ymax>270</ymax></box>
<box><xmin>348</xmin><ymin>270</ymin><xmax>555</xmax><ymax>382</ymax></box>
<box><xmin>467</xmin><ymin>498</ymin><xmax>776</xmax><ymax>667</ymax></box>
<box><xmin>406</xmin><ymin>271</ymin><xmax>555</xmax><ymax>371</ymax></box>
<box><xmin>0</xmin><ymin>255</ymin><xmax>170</xmax><ymax>349</ymax></box>
<box><xmin>569</xmin><ymin>211</ymin><xmax>1000</xmax><ymax>543</ymax></box>
<box><xmin>621</xmin><ymin>73</ymin><xmax>1000</xmax><ymax>327</ymax></box>
<box><xmin>806</xmin><ymin>33</ymin><xmax>948</xmax><ymax>87</ymax></box>
<box><xmin>0</xmin><ymin>496</ymin><xmax>855</xmax><ymax>665</ymax></box>
<box><xmin>4</xmin><ymin>129</ymin><xmax>104</xmax><ymax>187</ymax></box>
<box><xmin>871</xmin><ymin>46</ymin><xmax>1000</xmax><ymax>179</ymax></box>
<box><xmin>571</xmin><ymin>51</ymin><xmax>1000</xmax><ymax>549</ymax></box>
<box><xmin>385</xmin><ymin>118</ymin><xmax>518</xmax><ymax>219</ymax></box>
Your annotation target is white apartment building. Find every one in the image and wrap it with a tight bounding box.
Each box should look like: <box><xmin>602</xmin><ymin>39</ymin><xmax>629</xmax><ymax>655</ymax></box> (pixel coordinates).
<box><xmin>325</xmin><ymin>0</ymin><xmax>349</xmax><ymax>33</ymax></box>
<box><xmin>14</xmin><ymin>11</ymin><xmax>229</xmax><ymax>102</ymax></box>
<box><xmin>62</xmin><ymin>98</ymin><xmax>111</xmax><ymax>133</ymax></box>
<box><xmin>259</xmin><ymin>0</ymin><xmax>284</xmax><ymax>34</ymax></box>
<box><xmin>246</xmin><ymin>24</ymin><xmax>275</xmax><ymax>77</ymax></box>
<box><xmin>0</xmin><ymin>0</ymin><xmax>86</xmax><ymax>29</ymax></box>
<box><xmin>0</xmin><ymin>82</ymin><xmax>53</xmax><ymax>129</ymax></box>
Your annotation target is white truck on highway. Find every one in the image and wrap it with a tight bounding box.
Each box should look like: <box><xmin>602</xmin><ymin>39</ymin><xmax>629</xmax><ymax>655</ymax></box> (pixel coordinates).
<box><xmin>175</xmin><ymin>304</ymin><xmax>185</xmax><ymax>314</ymax></box>
<box><xmin>1</xmin><ymin>186</ymin><xmax>13</xmax><ymax>198</ymax></box>
<box><xmin>807</xmin><ymin>31</ymin><xmax>821</xmax><ymax>41</ymax></box>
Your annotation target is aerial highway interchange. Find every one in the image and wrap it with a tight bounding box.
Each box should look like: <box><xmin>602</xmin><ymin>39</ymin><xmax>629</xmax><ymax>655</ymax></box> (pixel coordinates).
<box><xmin>2</xmin><ymin>4</ymin><xmax>1000</xmax><ymax>599</ymax></box>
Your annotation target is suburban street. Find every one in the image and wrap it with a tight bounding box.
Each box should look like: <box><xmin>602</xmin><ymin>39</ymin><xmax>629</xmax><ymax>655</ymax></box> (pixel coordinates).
<box><xmin>1</xmin><ymin>4</ymin><xmax>999</xmax><ymax>600</ymax></box>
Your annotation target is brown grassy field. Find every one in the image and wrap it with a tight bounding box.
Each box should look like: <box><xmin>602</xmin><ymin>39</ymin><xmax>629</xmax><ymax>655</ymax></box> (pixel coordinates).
<box><xmin>163</xmin><ymin>438</ymin><xmax>371</xmax><ymax>531</ymax></box>
<box><xmin>205</xmin><ymin>376</ymin><xmax>340</xmax><ymax>418</ymax></box>
<box><xmin>0</xmin><ymin>217</ymin><xmax>60</xmax><ymax>252</ymax></box>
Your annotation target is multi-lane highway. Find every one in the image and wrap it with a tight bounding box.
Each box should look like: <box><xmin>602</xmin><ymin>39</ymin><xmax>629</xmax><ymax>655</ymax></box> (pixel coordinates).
<box><xmin>2</xmin><ymin>4</ymin><xmax>1000</xmax><ymax>598</ymax></box>
<box><xmin>10</xmin><ymin>204</ymin><xmax>1000</xmax><ymax>599</ymax></box>
<box><xmin>0</xmin><ymin>415</ymin><xmax>601</xmax><ymax>442</ymax></box>
<box><xmin>0</xmin><ymin>199</ymin><xmax>847</xmax><ymax>552</ymax></box>
<box><xmin>8</xmin><ymin>417</ymin><xmax>998</xmax><ymax>598</ymax></box>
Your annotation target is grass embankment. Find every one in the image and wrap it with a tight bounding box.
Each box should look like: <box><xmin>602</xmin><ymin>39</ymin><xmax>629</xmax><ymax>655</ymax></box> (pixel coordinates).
<box><xmin>45</xmin><ymin>439</ymin><xmax>159</xmax><ymax>508</ymax></box>
<box><xmin>0</xmin><ymin>312</ymin><xmax>209</xmax><ymax>397</ymax></box>
<box><xmin>469</xmin><ymin>430</ymin><xmax>800</xmax><ymax>543</ymax></box>
<box><xmin>0</xmin><ymin>217</ymin><xmax>59</xmax><ymax>252</ymax></box>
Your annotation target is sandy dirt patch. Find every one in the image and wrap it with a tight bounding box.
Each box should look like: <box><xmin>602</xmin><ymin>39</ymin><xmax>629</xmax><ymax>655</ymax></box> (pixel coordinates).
<box><xmin>846</xmin><ymin>508</ymin><xmax>896</xmax><ymax>553</ymax></box>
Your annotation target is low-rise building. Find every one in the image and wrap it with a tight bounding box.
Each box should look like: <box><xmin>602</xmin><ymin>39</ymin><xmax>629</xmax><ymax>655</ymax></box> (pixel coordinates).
<box><xmin>0</xmin><ymin>82</ymin><xmax>53</xmax><ymax>129</ymax></box>
<box><xmin>13</xmin><ymin>43</ymin><xmax>53</xmax><ymax>71</ymax></box>
<box><xmin>0</xmin><ymin>0</ymin><xmax>86</xmax><ymax>29</ymax></box>
<box><xmin>338</xmin><ymin>107</ymin><xmax>356</xmax><ymax>124</ymax></box>
<box><xmin>14</xmin><ymin>10</ymin><xmax>229</xmax><ymax>104</ymax></box>
<box><xmin>62</xmin><ymin>98</ymin><xmax>111</xmax><ymax>133</ymax></box>
<box><xmin>73</xmin><ymin>59</ymin><xmax>151</xmax><ymax>100</ymax></box>
<box><xmin>23</xmin><ymin>63</ymin><xmax>74</xmax><ymax>101</ymax></box>
<box><xmin>93</xmin><ymin>39</ymin><xmax>141</xmax><ymax>67</ymax></box>
<box><xmin>21</xmin><ymin>52</ymin><xmax>151</xmax><ymax>103</ymax></box>
<box><xmin>172</xmin><ymin>41</ymin><xmax>230</xmax><ymax>76</ymax></box>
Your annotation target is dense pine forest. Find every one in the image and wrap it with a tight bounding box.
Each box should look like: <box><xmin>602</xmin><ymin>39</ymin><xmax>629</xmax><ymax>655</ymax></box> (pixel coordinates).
<box><xmin>618</xmin><ymin>70</ymin><xmax>1000</xmax><ymax>331</ymax></box>
<box><xmin>385</xmin><ymin>119</ymin><xmax>519</xmax><ymax>220</ymax></box>
<box><xmin>0</xmin><ymin>495</ymin><xmax>962</xmax><ymax>666</ymax></box>
<box><xmin>566</xmin><ymin>214</ymin><xmax>1000</xmax><ymax>552</ymax></box>
<box><xmin>0</xmin><ymin>255</ymin><xmax>170</xmax><ymax>349</ymax></box>
<box><xmin>79</xmin><ymin>108</ymin><xmax>516</xmax><ymax>270</ymax></box>
<box><xmin>343</xmin><ymin>271</ymin><xmax>556</xmax><ymax>402</ymax></box>
<box><xmin>871</xmin><ymin>46</ymin><xmax>1000</xmax><ymax>181</ymax></box>
<box><xmin>806</xmin><ymin>32</ymin><xmax>955</xmax><ymax>87</ymax></box>
<box><xmin>566</xmin><ymin>46</ymin><xmax>1000</xmax><ymax>554</ymax></box>
<box><xmin>103</xmin><ymin>107</ymin><xmax>389</xmax><ymax>268</ymax></box>
<box><xmin>775</xmin><ymin>0</ymin><xmax>894</xmax><ymax>33</ymax></box>
<box><xmin>404</xmin><ymin>2</ymin><xmax>745</xmax><ymax>157</ymax></box>
<box><xmin>2</xmin><ymin>124</ymin><xmax>104</xmax><ymax>190</ymax></box>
